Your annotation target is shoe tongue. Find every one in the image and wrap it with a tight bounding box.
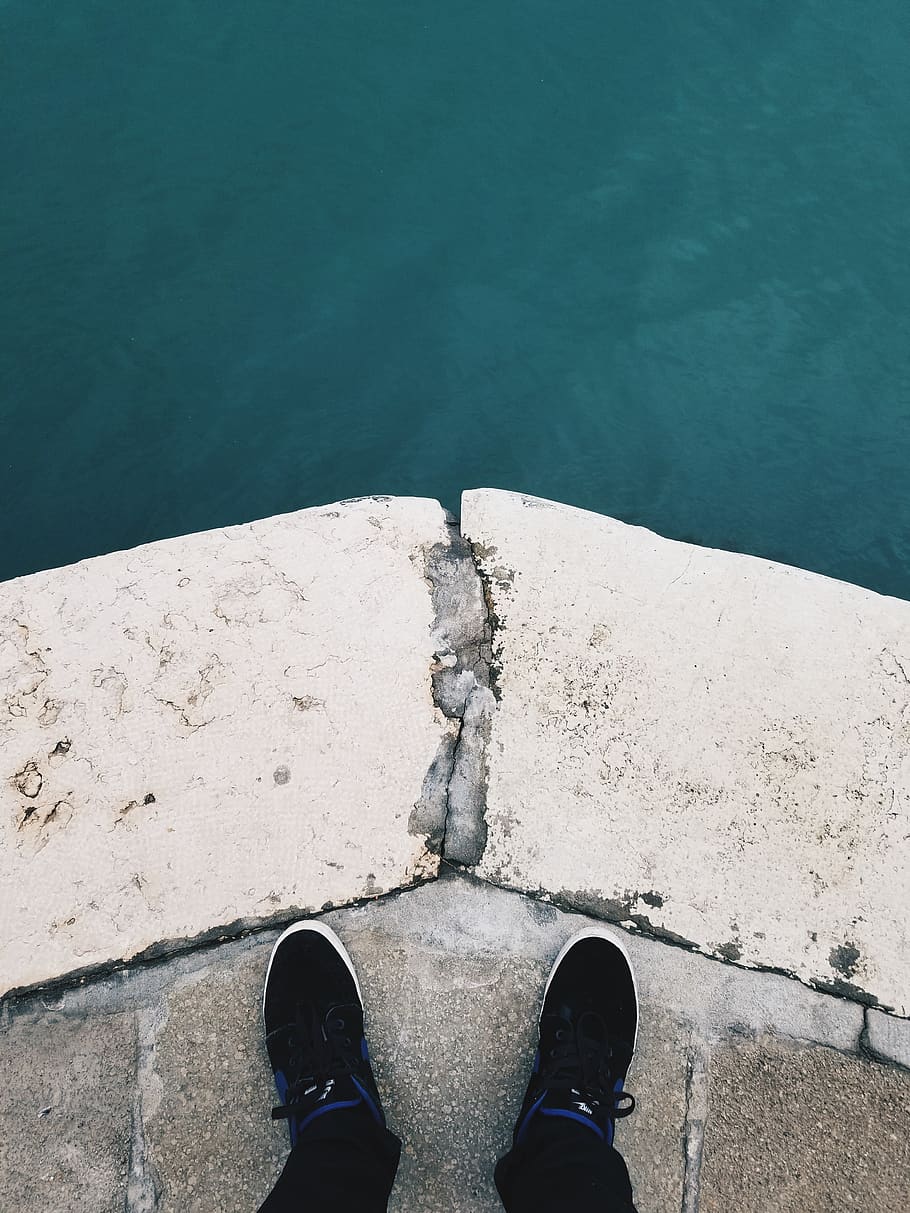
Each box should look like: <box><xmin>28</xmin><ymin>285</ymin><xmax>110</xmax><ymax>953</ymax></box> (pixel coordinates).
<box><xmin>537</xmin><ymin>1087</ymin><xmax>606</xmax><ymax>1143</ymax></box>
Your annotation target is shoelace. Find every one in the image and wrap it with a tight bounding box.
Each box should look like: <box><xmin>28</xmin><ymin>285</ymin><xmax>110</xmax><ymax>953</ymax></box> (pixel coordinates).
<box><xmin>539</xmin><ymin>1010</ymin><xmax>636</xmax><ymax>1121</ymax></box>
<box><xmin>270</xmin><ymin>1002</ymin><xmax>357</xmax><ymax>1122</ymax></box>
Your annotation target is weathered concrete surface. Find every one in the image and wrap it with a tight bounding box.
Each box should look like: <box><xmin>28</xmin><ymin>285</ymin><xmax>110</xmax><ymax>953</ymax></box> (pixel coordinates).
<box><xmin>0</xmin><ymin>1009</ymin><xmax>136</xmax><ymax>1211</ymax></box>
<box><xmin>461</xmin><ymin>488</ymin><xmax>910</xmax><ymax>1015</ymax></box>
<box><xmin>125</xmin><ymin>878</ymin><xmax>692</xmax><ymax>1213</ymax></box>
<box><xmin>1</xmin><ymin>878</ymin><xmax>904</xmax><ymax>1213</ymax></box>
<box><xmin>0</xmin><ymin>497</ymin><xmax>477</xmax><ymax>996</ymax></box>
<box><xmin>144</xmin><ymin>953</ymin><xmax>286</xmax><ymax>1212</ymax></box>
<box><xmin>700</xmin><ymin>1037</ymin><xmax>910</xmax><ymax>1212</ymax></box>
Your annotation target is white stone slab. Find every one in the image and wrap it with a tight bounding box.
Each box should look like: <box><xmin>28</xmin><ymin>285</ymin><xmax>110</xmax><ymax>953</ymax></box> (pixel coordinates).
<box><xmin>0</xmin><ymin>498</ymin><xmax>453</xmax><ymax>995</ymax></box>
<box><xmin>461</xmin><ymin>489</ymin><xmax>910</xmax><ymax>1016</ymax></box>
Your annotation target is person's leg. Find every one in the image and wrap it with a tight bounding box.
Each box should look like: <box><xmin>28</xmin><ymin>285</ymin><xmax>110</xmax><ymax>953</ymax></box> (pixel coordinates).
<box><xmin>258</xmin><ymin>1109</ymin><xmax>400</xmax><ymax>1212</ymax></box>
<box><xmin>495</xmin><ymin>1116</ymin><xmax>635</xmax><ymax>1213</ymax></box>
<box><xmin>495</xmin><ymin>927</ymin><xmax>639</xmax><ymax>1213</ymax></box>
<box><xmin>256</xmin><ymin>921</ymin><xmax>401</xmax><ymax>1212</ymax></box>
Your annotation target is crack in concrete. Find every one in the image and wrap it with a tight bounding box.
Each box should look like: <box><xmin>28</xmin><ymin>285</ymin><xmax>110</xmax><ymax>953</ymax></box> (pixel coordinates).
<box><xmin>0</xmin><ymin>878</ymin><xmax>439</xmax><ymax>1010</ymax></box>
<box><xmin>857</xmin><ymin>1007</ymin><xmax>883</xmax><ymax>1067</ymax></box>
<box><xmin>880</xmin><ymin>647</ymin><xmax>910</xmax><ymax>686</ymax></box>
<box><xmin>857</xmin><ymin>1005</ymin><xmax>910</xmax><ymax>1074</ymax></box>
<box><xmin>464</xmin><ymin>541</ymin><xmax>503</xmax><ymax>704</ymax></box>
<box><xmin>410</xmin><ymin>510</ymin><xmax>495</xmax><ymax>867</ymax></box>
<box><xmin>9</xmin><ymin>864</ymin><xmax>907</xmax><ymax>1049</ymax></box>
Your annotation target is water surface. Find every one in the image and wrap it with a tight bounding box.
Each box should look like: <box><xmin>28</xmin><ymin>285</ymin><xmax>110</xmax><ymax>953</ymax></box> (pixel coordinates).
<box><xmin>2</xmin><ymin>1</ymin><xmax>909</xmax><ymax>596</ymax></box>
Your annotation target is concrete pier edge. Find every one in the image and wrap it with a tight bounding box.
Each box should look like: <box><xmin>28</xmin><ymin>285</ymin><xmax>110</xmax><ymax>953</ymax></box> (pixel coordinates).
<box><xmin>2</xmin><ymin>489</ymin><xmax>908</xmax><ymax>1019</ymax></box>
<box><xmin>2</xmin><ymin>492</ymin><xmax>909</xmax><ymax>1211</ymax></box>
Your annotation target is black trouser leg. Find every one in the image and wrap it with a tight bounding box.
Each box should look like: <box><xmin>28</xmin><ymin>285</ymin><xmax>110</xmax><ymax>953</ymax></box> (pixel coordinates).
<box><xmin>257</xmin><ymin>1108</ymin><xmax>401</xmax><ymax>1213</ymax></box>
<box><xmin>494</xmin><ymin>1118</ymin><xmax>637</xmax><ymax>1213</ymax></box>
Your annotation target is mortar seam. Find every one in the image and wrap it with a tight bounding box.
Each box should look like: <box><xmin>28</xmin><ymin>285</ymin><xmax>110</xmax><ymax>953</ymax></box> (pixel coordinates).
<box><xmin>420</xmin><ymin>508</ymin><xmax>494</xmax><ymax>867</ymax></box>
<box><xmin>681</xmin><ymin>1036</ymin><xmax>710</xmax><ymax>1213</ymax></box>
<box><xmin>125</xmin><ymin>1004</ymin><xmax>163</xmax><ymax>1212</ymax></box>
<box><xmin>438</xmin><ymin>716</ymin><xmax>464</xmax><ymax>860</ymax></box>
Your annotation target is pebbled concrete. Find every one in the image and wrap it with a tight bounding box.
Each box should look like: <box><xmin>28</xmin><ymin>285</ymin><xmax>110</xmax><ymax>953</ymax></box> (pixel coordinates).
<box><xmin>0</xmin><ymin>1009</ymin><xmax>136</xmax><ymax>1212</ymax></box>
<box><xmin>126</xmin><ymin>877</ymin><xmax>694</xmax><ymax>1213</ymax></box>
<box><xmin>461</xmin><ymin>487</ymin><xmax>910</xmax><ymax>1015</ymax></box>
<box><xmin>699</xmin><ymin>1037</ymin><xmax>910</xmax><ymax>1213</ymax></box>
<box><xmin>144</xmin><ymin>953</ymin><xmax>285</xmax><ymax>1213</ymax></box>
<box><xmin>0</xmin><ymin>878</ymin><xmax>906</xmax><ymax>1213</ymax></box>
<box><xmin>0</xmin><ymin>497</ymin><xmax>474</xmax><ymax>996</ymax></box>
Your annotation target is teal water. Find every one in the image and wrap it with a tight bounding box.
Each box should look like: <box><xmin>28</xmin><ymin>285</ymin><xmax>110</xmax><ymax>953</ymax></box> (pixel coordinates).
<box><xmin>3</xmin><ymin>1</ymin><xmax>909</xmax><ymax>595</ymax></box>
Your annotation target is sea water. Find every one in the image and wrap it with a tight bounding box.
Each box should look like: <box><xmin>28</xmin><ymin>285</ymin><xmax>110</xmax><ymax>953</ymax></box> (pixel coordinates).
<box><xmin>2</xmin><ymin>1</ymin><xmax>909</xmax><ymax>596</ymax></box>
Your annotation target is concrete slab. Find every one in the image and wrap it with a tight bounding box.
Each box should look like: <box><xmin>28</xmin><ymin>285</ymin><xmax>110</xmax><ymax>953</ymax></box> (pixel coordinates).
<box><xmin>351</xmin><ymin>944</ymin><xmax>688</xmax><ymax>1213</ymax></box>
<box><xmin>0</xmin><ymin>497</ymin><xmax>476</xmax><ymax>995</ymax></box>
<box><xmin>1</xmin><ymin>878</ymin><xmax>893</xmax><ymax>1213</ymax></box>
<box><xmin>866</xmin><ymin>1008</ymin><xmax>910</xmax><ymax>1070</ymax></box>
<box><xmin>0</xmin><ymin>1009</ymin><xmax>136</xmax><ymax>1212</ymax></box>
<box><xmin>136</xmin><ymin>878</ymin><xmax>690</xmax><ymax>1213</ymax></box>
<box><xmin>461</xmin><ymin>488</ymin><xmax>910</xmax><ymax>1015</ymax></box>
<box><xmin>699</xmin><ymin>1037</ymin><xmax>910</xmax><ymax>1213</ymax></box>
<box><xmin>144</xmin><ymin>952</ymin><xmax>286</xmax><ymax>1213</ymax></box>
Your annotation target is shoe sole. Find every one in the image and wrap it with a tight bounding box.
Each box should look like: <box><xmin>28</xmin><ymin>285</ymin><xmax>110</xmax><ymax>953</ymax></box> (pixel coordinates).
<box><xmin>542</xmin><ymin>925</ymin><xmax>640</xmax><ymax>1051</ymax></box>
<box><xmin>262</xmin><ymin>919</ymin><xmax>363</xmax><ymax>1021</ymax></box>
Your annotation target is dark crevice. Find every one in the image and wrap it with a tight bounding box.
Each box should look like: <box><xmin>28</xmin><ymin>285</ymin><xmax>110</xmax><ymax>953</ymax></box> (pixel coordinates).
<box><xmin>470</xmin><ymin>870</ymin><xmax>904</xmax><ymax>1020</ymax></box>
<box><xmin>0</xmin><ymin>876</ymin><xmax>438</xmax><ymax>1010</ymax></box>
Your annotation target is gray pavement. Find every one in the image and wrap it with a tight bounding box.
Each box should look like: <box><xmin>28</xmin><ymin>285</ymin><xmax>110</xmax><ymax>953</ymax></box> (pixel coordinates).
<box><xmin>700</xmin><ymin>1038</ymin><xmax>910</xmax><ymax>1212</ymax></box>
<box><xmin>2</xmin><ymin>873</ymin><xmax>909</xmax><ymax>1212</ymax></box>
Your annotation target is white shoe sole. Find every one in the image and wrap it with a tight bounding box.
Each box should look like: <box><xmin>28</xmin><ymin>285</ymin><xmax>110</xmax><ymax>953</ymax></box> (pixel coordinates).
<box><xmin>262</xmin><ymin>919</ymin><xmax>363</xmax><ymax>1021</ymax></box>
<box><xmin>542</xmin><ymin>925</ymin><xmax>640</xmax><ymax>1050</ymax></box>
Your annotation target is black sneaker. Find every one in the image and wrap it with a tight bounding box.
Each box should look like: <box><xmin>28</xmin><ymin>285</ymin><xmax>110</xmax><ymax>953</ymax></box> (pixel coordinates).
<box><xmin>512</xmin><ymin>926</ymin><xmax>638</xmax><ymax>1148</ymax></box>
<box><xmin>262</xmin><ymin>921</ymin><xmax>387</xmax><ymax>1146</ymax></box>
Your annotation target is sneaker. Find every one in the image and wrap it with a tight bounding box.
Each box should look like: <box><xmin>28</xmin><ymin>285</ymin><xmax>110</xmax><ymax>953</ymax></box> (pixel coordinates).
<box><xmin>262</xmin><ymin>920</ymin><xmax>387</xmax><ymax>1146</ymax></box>
<box><xmin>512</xmin><ymin>926</ymin><xmax>638</xmax><ymax>1148</ymax></box>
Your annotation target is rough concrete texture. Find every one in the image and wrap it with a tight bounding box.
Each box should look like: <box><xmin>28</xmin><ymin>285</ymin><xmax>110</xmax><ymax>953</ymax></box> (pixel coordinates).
<box><xmin>117</xmin><ymin>878</ymin><xmax>691</xmax><ymax>1213</ymax></box>
<box><xmin>0</xmin><ymin>497</ymin><xmax>472</xmax><ymax>995</ymax></box>
<box><xmin>700</xmin><ymin>1037</ymin><xmax>910</xmax><ymax>1212</ymax></box>
<box><xmin>339</xmin><ymin>885</ymin><xmax>687</xmax><ymax>1213</ymax></box>
<box><xmin>144</xmin><ymin>952</ymin><xmax>286</xmax><ymax>1212</ymax></box>
<box><xmin>1</xmin><ymin>879</ymin><xmax>905</xmax><ymax>1213</ymax></box>
<box><xmin>0</xmin><ymin>1008</ymin><xmax>136</xmax><ymax>1211</ymax></box>
<box><xmin>461</xmin><ymin>488</ymin><xmax>910</xmax><ymax>1015</ymax></box>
